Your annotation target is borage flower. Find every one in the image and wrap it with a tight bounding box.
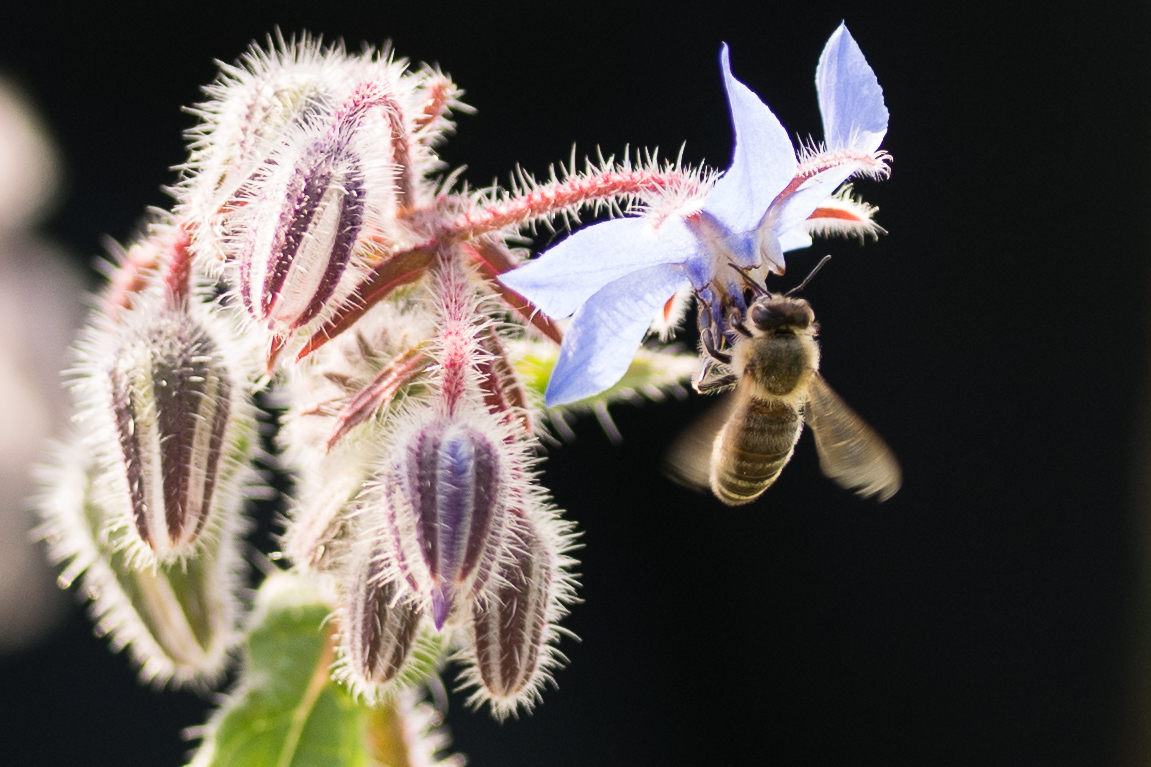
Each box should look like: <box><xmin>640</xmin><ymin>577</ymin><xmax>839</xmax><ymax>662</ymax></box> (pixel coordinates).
<box><xmin>500</xmin><ymin>24</ymin><xmax>890</xmax><ymax>405</ymax></box>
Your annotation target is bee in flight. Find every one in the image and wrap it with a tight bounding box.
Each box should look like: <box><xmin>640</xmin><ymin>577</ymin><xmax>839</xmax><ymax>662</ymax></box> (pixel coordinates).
<box><xmin>667</xmin><ymin>263</ymin><xmax>901</xmax><ymax>505</ymax></box>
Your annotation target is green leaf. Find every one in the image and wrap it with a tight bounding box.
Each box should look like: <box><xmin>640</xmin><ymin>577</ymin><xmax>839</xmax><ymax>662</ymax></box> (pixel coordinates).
<box><xmin>188</xmin><ymin>573</ymin><xmax>374</xmax><ymax>767</ymax></box>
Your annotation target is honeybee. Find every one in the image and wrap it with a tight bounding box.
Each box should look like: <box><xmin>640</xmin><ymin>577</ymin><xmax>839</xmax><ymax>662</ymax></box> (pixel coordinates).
<box><xmin>667</xmin><ymin>286</ymin><xmax>901</xmax><ymax>505</ymax></box>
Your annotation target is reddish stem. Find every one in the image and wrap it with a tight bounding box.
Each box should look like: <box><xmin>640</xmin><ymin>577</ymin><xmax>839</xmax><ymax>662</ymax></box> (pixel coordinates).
<box><xmin>463</xmin><ymin>241</ymin><xmax>562</xmax><ymax>345</ymax></box>
<box><xmin>332</xmin><ymin>81</ymin><xmax>414</xmax><ymax>207</ymax></box>
<box><xmin>475</xmin><ymin>325</ymin><xmax>532</xmax><ymax>435</ymax></box>
<box><xmin>414</xmin><ymin>76</ymin><xmax>452</xmax><ymax>130</ymax></box>
<box><xmin>433</xmin><ymin>256</ymin><xmax>475</xmax><ymax>419</ymax></box>
<box><xmin>444</xmin><ymin>169</ymin><xmax>694</xmax><ymax>240</ymax></box>
<box><xmin>103</xmin><ymin>224</ymin><xmax>194</xmax><ymax>319</ymax></box>
<box><xmin>325</xmin><ymin>345</ymin><xmax>432</xmax><ymax>451</ymax></box>
<box><xmin>162</xmin><ymin>224</ymin><xmax>194</xmax><ymax>306</ymax></box>
<box><xmin>296</xmin><ymin>243</ymin><xmax>437</xmax><ymax>361</ymax></box>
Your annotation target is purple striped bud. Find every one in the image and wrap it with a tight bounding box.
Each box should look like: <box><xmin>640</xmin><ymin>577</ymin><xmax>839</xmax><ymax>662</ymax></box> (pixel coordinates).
<box><xmin>239</xmin><ymin>139</ymin><xmax>367</xmax><ymax>332</ymax></box>
<box><xmin>37</xmin><ymin>439</ymin><xmax>246</xmax><ymax>687</ymax></box>
<box><xmin>107</xmin><ymin>304</ymin><xmax>241</xmax><ymax>560</ymax></box>
<box><xmin>471</xmin><ymin>510</ymin><xmax>552</xmax><ymax>705</ymax></box>
<box><xmin>381</xmin><ymin>419</ymin><xmax>508</xmax><ymax>631</ymax></box>
<box><xmin>342</xmin><ymin>541</ymin><xmax>421</xmax><ymax>686</ymax></box>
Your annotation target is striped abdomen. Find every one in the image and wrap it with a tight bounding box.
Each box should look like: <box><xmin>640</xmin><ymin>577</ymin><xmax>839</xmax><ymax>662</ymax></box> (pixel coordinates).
<box><xmin>709</xmin><ymin>397</ymin><xmax>803</xmax><ymax>506</ymax></box>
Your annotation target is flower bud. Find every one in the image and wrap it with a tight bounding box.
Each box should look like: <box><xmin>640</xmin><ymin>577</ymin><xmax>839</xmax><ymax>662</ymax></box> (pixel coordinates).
<box><xmin>380</xmin><ymin>418</ymin><xmax>508</xmax><ymax>630</ymax></box>
<box><xmin>238</xmin><ymin>139</ymin><xmax>367</xmax><ymax>332</ymax></box>
<box><xmin>471</xmin><ymin>510</ymin><xmax>552</xmax><ymax>705</ymax></box>
<box><xmin>342</xmin><ymin>541</ymin><xmax>422</xmax><ymax>686</ymax></box>
<box><xmin>107</xmin><ymin>303</ymin><xmax>241</xmax><ymax>560</ymax></box>
<box><xmin>179</xmin><ymin>36</ymin><xmax>352</xmax><ymax>263</ymax></box>
<box><xmin>37</xmin><ymin>439</ymin><xmax>245</xmax><ymax>687</ymax></box>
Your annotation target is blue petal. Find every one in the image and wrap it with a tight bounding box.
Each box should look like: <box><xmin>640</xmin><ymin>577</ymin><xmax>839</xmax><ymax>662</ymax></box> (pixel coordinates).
<box><xmin>817</xmin><ymin>24</ymin><xmax>888</xmax><ymax>152</ymax></box>
<box><xmin>545</xmin><ymin>263</ymin><xmax>689</xmax><ymax>406</ymax></box>
<box><xmin>702</xmin><ymin>45</ymin><xmax>797</xmax><ymax>234</ymax></box>
<box><xmin>499</xmin><ymin>216</ymin><xmax>695</xmax><ymax>319</ymax></box>
<box><xmin>763</xmin><ymin>163</ymin><xmax>859</xmax><ymax>238</ymax></box>
<box><xmin>779</xmin><ymin>226</ymin><xmax>813</xmax><ymax>253</ymax></box>
<box><xmin>679</xmin><ymin>210</ymin><xmax>760</xmax><ymax>288</ymax></box>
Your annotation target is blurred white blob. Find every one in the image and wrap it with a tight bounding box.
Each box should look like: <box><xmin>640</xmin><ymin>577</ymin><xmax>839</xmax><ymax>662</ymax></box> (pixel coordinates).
<box><xmin>0</xmin><ymin>77</ymin><xmax>82</xmax><ymax>652</ymax></box>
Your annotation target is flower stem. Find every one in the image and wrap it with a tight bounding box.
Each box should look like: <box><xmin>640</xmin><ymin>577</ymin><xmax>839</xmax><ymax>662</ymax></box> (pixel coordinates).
<box><xmin>445</xmin><ymin>168</ymin><xmax>697</xmax><ymax>239</ymax></box>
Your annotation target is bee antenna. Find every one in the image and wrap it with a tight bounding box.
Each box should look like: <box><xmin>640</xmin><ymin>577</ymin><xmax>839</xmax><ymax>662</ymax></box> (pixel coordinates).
<box><xmin>785</xmin><ymin>255</ymin><xmax>832</xmax><ymax>297</ymax></box>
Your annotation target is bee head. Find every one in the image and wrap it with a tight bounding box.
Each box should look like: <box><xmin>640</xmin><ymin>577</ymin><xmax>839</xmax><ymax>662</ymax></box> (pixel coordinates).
<box><xmin>747</xmin><ymin>296</ymin><xmax>814</xmax><ymax>333</ymax></box>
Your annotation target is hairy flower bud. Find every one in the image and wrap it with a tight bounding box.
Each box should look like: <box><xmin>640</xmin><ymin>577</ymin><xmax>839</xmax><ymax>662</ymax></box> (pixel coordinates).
<box><xmin>237</xmin><ymin>81</ymin><xmax>406</xmax><ymax>340</ymax></box>
<box><xmin>471</xmin><ymin>510</ymin><xmax>551</xmax><ymax>703</ymax></box>
<box><xmin>342</xmin><ymin>541</ymin><xmax>422</xmax><ymax>686</ymax></box>
<box><xmin>107</xmin><ymin>304</ymin><xmax>240</xmax><ymax>559</ymax></box>
<box><xmin>66</xmin><ymin>258</ymin><xmax>260</xmax><ymax>568</ymax></box>
<box><xmin>458</xmin><ymin>496</ymin><xmax>578</xmax><ymax>720</ymax></box>
<box><xmin>379</xmin><ymin>417</ymin><xmax>508</xmax><ymax>630</ymax></box>
<box><xmin>239</xmin><ymin>138</ymin><xmax>367</xmax><ymax>332</ymax></box>
<box><xmin>37</xmin><ymin>440</ymin><xmax>246</xmax><ymax>687</ymax></box>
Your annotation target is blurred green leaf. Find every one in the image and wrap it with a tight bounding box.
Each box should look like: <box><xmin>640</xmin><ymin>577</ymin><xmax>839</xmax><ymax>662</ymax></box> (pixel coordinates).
<box><xmin>188</xmin><ymin>573</ymin><xmax>374</xmax><ymax>767</ymax></box>
<box><xmin>512</xmin><ymin>338</ymin><xmax>698</xmax><ymax>413</ymax></box>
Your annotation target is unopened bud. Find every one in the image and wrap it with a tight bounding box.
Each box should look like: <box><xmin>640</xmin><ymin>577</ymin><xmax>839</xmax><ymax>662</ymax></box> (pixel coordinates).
<box><xmin>37</xmin><ymin>439</ymin><xmax>244</xmax><ymax>687</ymax></box>
<box><xmin>239</xmin><ymin>138</ymin><xmax>367</xmax><ymax>332</ymax></box>
<box><xmin>180</xmin><ymin>37</ymin><xmax>350</xmax><ymax>262</ymax></box>
<box><xmin>471</xmin><ymin>510</ymin><xmax>551</xmax><ymax>706</ymax></box>
<box><xmin>343</xmin><ymin>542</ymin><xmax>421</xmax><ymax>686</ymax></box>
<box><xmin>107</xmin><ymin>303</ymin><xmax>242</xmax><ymax>560</ymax></box>
<box><xmin>380</xmin><ymin>418</ymin><xmax>508</xmax><ymax>631</ymax></box>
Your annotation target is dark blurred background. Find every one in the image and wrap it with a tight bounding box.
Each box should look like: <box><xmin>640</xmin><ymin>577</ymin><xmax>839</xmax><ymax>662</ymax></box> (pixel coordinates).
<box><xmin>0</xmin><ymin>2</ymin><xmax>1148</xmax><ymax>765</ymax></box>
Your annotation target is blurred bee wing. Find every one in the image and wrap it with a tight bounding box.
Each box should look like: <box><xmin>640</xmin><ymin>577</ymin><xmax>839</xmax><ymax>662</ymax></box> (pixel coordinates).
<box><xmin>662</xmin><ymin>394</ymin><xmax>736</xmax><ymax>492</ymax></box>
<box><xmin>806</xmin><ymin>374</ymin><xmax>902</xmax><ymax>501</ymax></box>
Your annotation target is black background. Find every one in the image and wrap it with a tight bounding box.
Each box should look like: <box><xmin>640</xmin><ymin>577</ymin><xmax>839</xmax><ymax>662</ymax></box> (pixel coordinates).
<box><xmin>0</xmin><ymin>2</ymin><xmax>1148</xmax><ymax>765</ymax></box>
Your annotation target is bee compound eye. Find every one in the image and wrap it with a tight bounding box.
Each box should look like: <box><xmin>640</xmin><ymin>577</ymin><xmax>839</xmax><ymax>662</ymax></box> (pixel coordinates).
<box><xmin>749</xmin><ymin>303</ymin><xmax>771</xmax><ymax>328</ymax></box>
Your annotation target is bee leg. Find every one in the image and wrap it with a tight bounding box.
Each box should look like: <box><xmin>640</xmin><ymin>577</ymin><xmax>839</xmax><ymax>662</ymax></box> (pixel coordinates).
<box><xmin>692</xmin><ymin>357</ymin><xmax>712</xmax><ymax>392</ymax></box>
<box><xmin>694</xmin><ymin>371</ymin><xmax>738</xmax><ymax>393</ymax></box>
<box><xmin>699</xmin><ymin>325</ymin><xmax>732</xmax><ymax>364</ymax></box>
<box><xmin>695</xmin><ymin>294</ymin><xmax>734</xmax><ymax>365</ymax></box>
<box><xmin>729</xmin><ymin>314</ymin><xmax>752</xmax><ymax>338</ymax></box>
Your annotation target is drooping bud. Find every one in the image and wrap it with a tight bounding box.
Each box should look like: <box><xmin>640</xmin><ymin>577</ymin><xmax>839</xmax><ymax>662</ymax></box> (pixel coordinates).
<box><xmin>342</xmin><ymin>540</ymin><xmax>422</xmax><ymax>686</ymax></box>
<box><xmin>471</xmin><ymin>510</ymin><xmax>552</xmax><ymax>707</ymax></box>
<box><xmin>179</xmin><ymin>35</ymin><xmax>354</xmax><ymax>264</ymax></box>
<box><xmin>237</xmin><ymin>82</ymin><xmax>402</xmax><ymax>337</ymax></box>
<box><xmin>36</xmin><ymin>438</ymin><xmax>246</xmax><ymax>687</ymax></box>
<box><xmin>107</xmin><ymin>302</ymin><xmax>240</xmax><ymax>560</ymax></box>
<box><xmin>457</xmin><ymin>484</ymin><xmax>579</xmax><ymax>720</ymax></box>
<box><xmin>238</xmin><ymin>139</ymin><xmax>367</xmax><ymax>332</ymax></box>
<box><xmin>378</xmin><ymin>417</ymin><xmax>508</xmax><ymax>631</ymax></box>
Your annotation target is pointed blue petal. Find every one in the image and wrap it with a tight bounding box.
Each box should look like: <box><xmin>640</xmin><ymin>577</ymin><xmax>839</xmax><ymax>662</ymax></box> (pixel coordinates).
<box><xmin>545</xmin><ymin>264</ymin><xmax>689</xmax><ymax>406</ymax></box>
<box><xmin>764</xmin><ymin>163</ymin><xmax>858</xmax><ymax>239</ymax></box>
<box><xmin>779</xmin><ymin>226</ymin><xmax>813</xmax><ymax>253</ymax></box>
<box><xmin>817</xmin><ymin>24</ymin><xmax>888</xmax><ymax>152</ymax></box>
<box><xmin>499</xmin><ymin>216</ymin><xmax>696</xmax><ymax>319</ymax></box>
<box><xmin>702</xmin><ymin>45</ymin><xmax>797</xmax><ymax>234</ymax></box>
